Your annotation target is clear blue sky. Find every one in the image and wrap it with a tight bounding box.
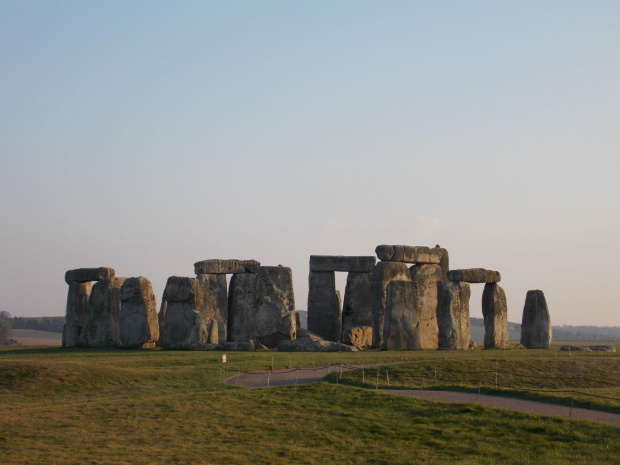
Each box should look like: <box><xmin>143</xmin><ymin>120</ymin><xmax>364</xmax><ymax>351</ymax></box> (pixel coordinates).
<box><xmin>1</xmin><ymin>1</ymin><xmax>618</xmax><ymax>326</ymax></box>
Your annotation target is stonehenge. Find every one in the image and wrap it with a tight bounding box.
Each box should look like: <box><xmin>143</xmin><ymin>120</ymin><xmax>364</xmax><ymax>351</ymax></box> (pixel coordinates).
<box><xmin>62</xmin><ymin>245</ymin><xmax>552</xmax><ymax>352</ymax></box>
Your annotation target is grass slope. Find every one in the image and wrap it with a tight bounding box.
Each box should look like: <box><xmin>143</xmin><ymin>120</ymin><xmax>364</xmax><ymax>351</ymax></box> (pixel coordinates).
<box><xmin>0</xmin><ymin>347</ymin><xmax>618</xmax><ymax>464</ymax></box>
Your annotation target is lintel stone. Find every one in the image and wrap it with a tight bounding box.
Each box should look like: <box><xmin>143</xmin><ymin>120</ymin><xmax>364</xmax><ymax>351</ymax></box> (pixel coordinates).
<box><xmin>309</xmin><ymin>255</ymin><xmax>376</xmax><ymax>272</ymax></box>
<box><xmin>194</xmin><ymin>259</ymin><xmax>260</xmax><ymax>275</ymax></box>
<box><xmin>65</xmin><ymin>267</ymin><xmax>115</xmax><ymax>284</ymax></box>
<box><xmin>447</xmin><ymin>268</ymin><xmax>501</xmax><ymax>283</ymax></box>
<box><xmin>375</xmin><ymin>245</ymin><xmax>442</xmax><ymax>264</ymax></box>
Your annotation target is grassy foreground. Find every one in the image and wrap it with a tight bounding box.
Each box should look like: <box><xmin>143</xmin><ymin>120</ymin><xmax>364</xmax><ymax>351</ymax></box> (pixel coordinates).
<box><xmin>0</xmin><ymin>346</ymin><xmax>619</xmax><ymax>464</ymax></box>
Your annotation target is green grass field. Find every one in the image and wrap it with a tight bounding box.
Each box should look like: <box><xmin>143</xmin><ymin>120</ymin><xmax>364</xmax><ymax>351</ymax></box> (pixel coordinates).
<box><xmin>1</xmin><ymin>346</ymin><xmax>618</xmax><ymax>464</ymax></box>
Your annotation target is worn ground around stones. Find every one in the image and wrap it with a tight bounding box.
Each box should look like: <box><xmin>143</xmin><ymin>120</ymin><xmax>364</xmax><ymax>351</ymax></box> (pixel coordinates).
<box><xmin>227</xmin><ymin>364</ymin><xmax>620</xmax><ymax>427</ymax></box>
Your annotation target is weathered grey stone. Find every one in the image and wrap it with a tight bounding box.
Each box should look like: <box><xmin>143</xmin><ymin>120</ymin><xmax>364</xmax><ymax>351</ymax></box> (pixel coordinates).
<box><xmin>561</xmin><ymin>345</ymin><xmax>590</xmax><ymax>352</ymax></box>
<box><xmin>295</xmin><ymin>312</ymin><xmax>302</xmax><ymax>329</ymax></box>
<box><xmin>227</xmin><ymin>273</ymin><xmax>258</xmax><ymax>343</ymax></box>
<box><xmin>341</xmin><ymin>272</ymin><xmax>373</xmax><ymax>345</ymax></box>
<box><xmin>194</xmin><ymin>259</ymin><xmax>260</xmax><ymax>275</ymax></box>
<box><xmin>309</xmin><ymin>255</ymin><xmax>376</xmax><ymax>272</ymax></box>
<box><xmin>437</xmin><ymin>281</ymin><xmax>471</xmax><ymax>350</ymax></box>
<box><xmin>254</xmin><ymin>266</ymin><xmax>296</xmax><ymax>348</ymax></box>
<box><xmin>482</xmin><ymin>283</ymin><xmax>508</xmax><ymax>349</ymax></box>
<box><xmin>447</xmin><ymin>269</ymin><xmax>501</xmax><ymax>283</ymax></box>
<box><xmin>87</xmin><ymin>278</ymin><xmax>126</xmax><ymax>347</ymax></box>
<box><xmin>197</xmin><ymin>274</ymin><xmax>228</xmax><ymax>344</ymax></box>
<box><xmin>307</xmin><ymin>271</ymin><xmax>342</xmax><ymax>342</ymax></box>
<box><xmin>278</xmin><ymin>338</ymin><xmax>358</xmax><ymax>352</ymax></box>
<box><xmin>382</xmin><ymin>281</ymin><xmax>419</xmax><ymax>349</ymax></box>
<box><xmin>161</xmin><ymin>276</ymin><xmax>211</xmax><ymax>350</ymax></box>
<box><xmin>410</xmin><ymin>264</ymin><xmax>443</xmax><ymax>349</ymax></box>
<box><xmin>63</xmin><ymin>281</ymin><xmax>92</xmax><ymax>348</ymax></box>
<box><xmin>375</xmin><ymin>245</ymin><xmax>442</xmax><ymax>264</ymax></box>
<box><xmin>296</xmin><ymin>328</ymin><xmax>324</xmax><ymax>341</ymax></box>
<box><xmin>435</xmin><ymin>245</ymin><xmax>449</xmax><ymax>281</ymax></box>
<box><xmin>342</xmin><ymin>326</ymin><xmax>373</xmax><ymax>347</ymax></box>
<box><xmin>520</xmin><ymin>290</ymin><xmax>551</xmax><ymax>349</ymax></box>
<box><xmin>371</xmin><ymin>261</ymin><xmax>411</xmax><ymax>347</ymax></box>
<box><xmin>119</xmin><ymin>277</ymin><xmax>158</xmax><ymax>349</ymax></box>
<box><xmin>65</xmin><ymin>267</ymin><xmax>115</xmax><ymax>284</ymax></box>
<box><xmin>589</xmin><ymin>345</ymin><xmax>616</xmax><ymax>352</ymax></box>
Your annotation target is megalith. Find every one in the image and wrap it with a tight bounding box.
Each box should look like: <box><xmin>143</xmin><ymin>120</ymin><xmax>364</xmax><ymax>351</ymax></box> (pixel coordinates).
<box><xmin>194</xmin><ymin>259</ymin><xmax>260</xmax><ymax>275</ymax></box>
<box><xmin>228</xmin><ymin>273</ymin><xmax>258</xmax><ymax>343</ymax></box>
<box><xmin>382</xmin><ymin>281</ymin><xmax>419</xmax><ymax>349</ymax></box>
<box><xmin>437</xmin><ymin>281</ymin><xmax>471</xmax><ymax>350</ymax></box>
<box><xmin>307</xmin><ymin>271</ymin><xmax>341</xmax><ymax>342</ymax></box>
<box><xmin>65</xmin><ymin>267</ymin><xmax>115</xmax><ymax>284</ymax></box>
<box><xmin>435</xmin><ymin>245</ymin><xmax>449</xmax><ymax>280</ymax></box>
<box><xmin>375</xmin><ymin>245</ymin><xmax>443</xmax><ymax>264</ymax></box>
<box><xmin>254</xmin><ymin>266</ymin><xmax>296</xmax><ymax>348</ymax></box>
<box><xmin>341</xmin><ymin>271</ymin><xmax>373</xmax><ymax>346</ymax></box>
<box><xmin>63</xmin><ymin>281</ymin><xmax>92</xmax><ymax>348</ymax></box>
<box><xmin>520</xmin><ymin>290</ymin><xmax>552</xmax><ymax>349</ymax></box>
<box><xmin>481</xmin><ymin>283</ymin><xmax>508</xmax><ymax>349</ymax></box>
<box><xmin>87</xmin><ymin>278</ymin><xmax>126</xmax><ymax>347</ymax></box>
<box><xmin>119</xmin><ymin>277</ymin><xmax>159</xmax><ymax>348</ymax></box>
<box><xmin>370</xmin><ymin>261</ymin><xmax>412</xmax><ymax>347</ymax></box>
<box><xmin>197</xmin><ymin>274</ymin><xmax>228</xmax><ymax>344</ymax></box>
<box><xmin>447</xmin><ymin>268</ymin><xmax>501</xmax><ymax>283</ymax></box>
<box><xmin>161</xmin><ymin>276</ymin><xmax>212</xmax><ymax>350</ymax></box>
<box><xmin>409</xmin><ymin>264</ymin><xmax>443</xmax><ymax>349</ymax></box>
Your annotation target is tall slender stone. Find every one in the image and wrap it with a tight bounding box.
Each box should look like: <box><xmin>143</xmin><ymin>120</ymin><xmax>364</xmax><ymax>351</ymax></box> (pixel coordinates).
<box><xmin>382</xmin><ymin>281</ymin><xmax>419</xmax><ymax>349</ymax></box>
<box><xmin>437</xmin><ymin>281</ymin><xmax>470</xmax><ymax>350</ymax></box>
<box><xmin>119</xmin><ymin>277</ymin><xmax>159</xmax><ymax>348</ymax></box>
<box><xmin>87</xmin><ymin>278</ymin><xmax>126</xmax><ymax>347</ymax></box>
<box><xmin>520</xmin><ymin>290</ymin><xmax>552</xmax><ymax>349</ymax></box>
<box><xmin>197</xmin><ymin>274</ymin><xmax>228</xmax><ymax>344</ymax></box>
<box><xmin>161</xmin><ymin>277</ymin><xmax>209</xmax><ymax>349</ymax></box>
<box><xmin>371</xmin><ymin>262</ymin><xmax>411</xmax><ymax>347</ymax></box>
<box><xmin>341</xmin><ymin>271</ymin><xmax>373</xmax><ymax>346</ymax></box>
<box><xmin>409</xmin><ymin>264</ymin><xmax>442</xmax><ymax>349</ymax></box>
<box><xmin>63</xmin><ymin>281</ymin><xmax>92</xmax><ymax>348</ymax></box>
<box><xmin>228</xmin><ymin>273</ymin><xmax>258</xmax><ymax>343</ymax></box>
<box><xmin>307</xmin><ymin>271</ymin><xmax>341</xmax><ymax>341</ymax></box>
<box><xmin>254</xmin><ymin>266</ymin><xmax>296</xmax><ymax>348</ymax></box>
<box><xmin>482</xmin><ymin>283</ymin><xmax>509</xmax><ymax>349</ymax></box>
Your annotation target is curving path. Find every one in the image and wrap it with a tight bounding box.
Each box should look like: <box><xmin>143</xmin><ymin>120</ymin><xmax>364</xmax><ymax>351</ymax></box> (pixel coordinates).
<box><xmin>226</xmin><ymin>364</ymin><xmax>620</xmax><ymax>427</ymax></box>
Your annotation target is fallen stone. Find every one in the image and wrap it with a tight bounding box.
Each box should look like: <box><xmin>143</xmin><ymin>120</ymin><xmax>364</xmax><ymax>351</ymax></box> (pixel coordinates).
<box><xmin>254</xmin><ymin>266</ymin><xmax>296</xmax><ymax>348</ymax></box>
<box><xmin>119</xmin><ymin>277</ymin><xmax>159</xmax><ymax>349</ymax></box>
<box><xmin>382</xmin><ymin>281</ymin><xmax>419</xmax><ymax>349</ymax></box>
<box><xmin>65</xmin><ymin>267</ymin><xmax>115</xmax><ymax>284</ymax></box>
<box><xmin>342</xmin><ymin>326</ymin><xmax>373</xmax><ymax>348</ymax></box>
<box><xmin>227</xmin><ymin>273</ymin><xmax>258</xmax><ymax>343</ymax></box>
<box><xmin>447</xmin><ymin>269</ymin><xmax>501</xmax><ymax>283</ymax></box>
<box><xmin>255</xmin><ymin>341</ymin><xmax>268</xmax><ymax>350</ymax></box>
<box><xmin>194</xmin><ymin>259</ymin><xmax>260</xmax><ymax>275</ymax></box>
<box><xmin>520</xmin><ymin>290</ymin><xmax>552</xmax><ymax>349</ymax></box>
<box><xmin>296</xmin><ymin>328</ymin><xmax>324</xmax><ymax>341</ymax></box>
<box><xmin>589</xmin><ymin>345</ymin><xmax>616</xmax><ymax>352</ymax></box>
<box><xmin>63</xmin><ymin>281</ymin><xmax>92</xmax><ymax>348</ymax></box>
<box><xmin>375</xmin><ymin>245</ymin><xmax>442</xmax><ymax>264</ymax></box>
<box><xmin>309</xmin><ymin>255</ymin><xmax>376</xmax><ymax>273</ymax></box>
<box><xmin>197</xmin><ymin>273</ymin><xmax>228</xmax><ymax>344</ymax></box>
<box><xmin>481</xmin><ymin>283</ymin><xmax>509</xmax><ymax>349</ymax></box>
<box><xmin>223</xmin><ymin>341</ymin><xmax>255</xmax><ymax>351</ymax></box>
<box><xmin>409</xmin><ymin>264</ymin><xmax>443</xmax><ymax>349</ymax></box>
<box><xmin>437</xmin><ymin>281</ymin><xmax>471</xmax><ymax>350</ymax></box>
<box><xmin>87</xmin><ymin>278</ymin><xmax>126</xmax><ymax>347</ymax></box>
<box><xmin>341</xmin><ymin>272</ymin><xmax>373</xmax><ymax>345</ymax></box>
<box><xmin>371</xmin><ymin>261</ymin><xmax>411</xmax><ymax>347</ymax></box>
<box><xmin>307</xmin><ymin>271</ymin><xmax>342</xmax><ymax>342</ymax></box>
<box><xmin>278</xmin><ymin>338</ymin><xmax>358</xmax><ymax>352</ymax></box>
<box><xmin>560</xmin><ymin>345</ymin><xmax>590</xmax><ymax>352</ymax></box>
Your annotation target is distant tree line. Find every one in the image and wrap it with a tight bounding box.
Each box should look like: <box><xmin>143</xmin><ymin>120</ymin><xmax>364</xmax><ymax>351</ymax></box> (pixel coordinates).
<box><xmin>9</xmin><ymin>315</ymin><xmax>65</xmax><ymax>333</ymax></box>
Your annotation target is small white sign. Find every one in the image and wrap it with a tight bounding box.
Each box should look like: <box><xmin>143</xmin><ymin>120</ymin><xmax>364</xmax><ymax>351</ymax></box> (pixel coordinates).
<box><xmin>222</xmin><ymin>354</ymin><xmax>227</xmax><ymax>364</ymax></box>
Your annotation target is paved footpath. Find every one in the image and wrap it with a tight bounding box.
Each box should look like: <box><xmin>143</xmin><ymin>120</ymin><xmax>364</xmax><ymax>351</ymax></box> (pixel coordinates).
<box><xmin>226</xmin><ymin>364</ymin><xmax>620</xmax><ymax>427</ymax></box>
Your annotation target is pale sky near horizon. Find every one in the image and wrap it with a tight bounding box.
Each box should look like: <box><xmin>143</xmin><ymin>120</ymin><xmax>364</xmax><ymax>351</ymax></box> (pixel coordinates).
<box><xmin>1</xmin><ymin>1</ymin><xmax>619</xmax><ymax>326</ymax></box>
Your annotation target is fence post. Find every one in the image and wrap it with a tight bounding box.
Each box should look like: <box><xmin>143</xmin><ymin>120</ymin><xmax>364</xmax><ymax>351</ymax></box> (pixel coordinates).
<box><xmin>376</xmin><ymin>369</ymin><xmax>379</xmax><ymax>390</ymax></box>
<box><xmin>495</xmin><ymin>370</ymin><xmax>498</xmax><ymax>391</ymax></box>
<box><xmin>362</xmin><ymin>369</ymin><xmax>365</xmax><ymax>385</ymax></box>
<box><xmin>477</xmin><ymin>379</ymin><xmax>482</xmax><ymax>402</ymax></box>
<box><xmin>295</xmin><ymin>369</ymin><xmax>298</xmax><ymax>386</ymax></box>
<box><xmin>386</xmin><ymin>369</ymin><xmax>390</xmax><ymax>387</ymax></box>
<box><xmin>267</xmin><ymin>370</ymin><xmax>271</xmax><ymax>387</ymax></box>
<box><xmin>340</xmin><ymin>365</ymin><xmax>343</xmax><ymax>380</ymax></box>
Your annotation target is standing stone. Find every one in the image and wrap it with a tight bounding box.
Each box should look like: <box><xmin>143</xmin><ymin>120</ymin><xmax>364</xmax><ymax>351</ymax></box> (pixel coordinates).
<box><xmin>341</xmin><ymin>271</ymin><xmax>373</xmax><ymax>346</ymax></box>
<box><xmin>228</xmin><ymin>273</ymin><xmax>258</xmax><ymax>343</ymax></box>
<box><xmin>307</xmin><ymin>271</ymin><xmax>341</xmax><ymax>342</ymax></box>
<box><xmin>119</xmin><ymin>277</ymin><xmax>159</xmax><ymax>349</ymax></box>
<box><xmin>520</xmin><ymin>290</ymin><xmax>552</xmax><ymax>349</ymax></box>
<box><xmin>161</xmin><ymin>276</ymin><xmax>210</xmax><ymax>350</ymax></box>
<box><xmin>371</xmin><ymin>261</ymin><xmax>412</xmax><ymax>347</ymax></box>
<box><xmin>87</xmin><ymin>278</ymin><xmax>126</xmax><ymax>347</ymax></box>
<box><xmin>482</xmin><ymin>283</ymin><xmax>509</xmax><ymax>349</ymax></box>
<box><xmin>63</xmin><ymin>281</ymin><xmax>92</xmax><ymax>348</ymax></box>
<box><xmin>382</xmin><ymin>281</ymin><xmax>419</xmax><ymax>349</ymax></box>
<box><xmin>197</xmin><ymin>274</ymin><xmax>228</xmax><ymax>344</ymax></box>
<box><xmin>254</xmin><ymin>266</ymin><xmax>296</xmax><ymax>348</ymax></box>
<box><xmin>435</xmin><ymin>245</ymin><xmax>449</xmax><ymax>281</ymax></box>
<box><xmin>409</xmin><ymin>264</ymin><xmax>442</xmax><ymax>349</ymax></box>
<box><xmin>437</xmin><ymin>281</ymin><xmax>471</xmax><ymax>350</ymax></box>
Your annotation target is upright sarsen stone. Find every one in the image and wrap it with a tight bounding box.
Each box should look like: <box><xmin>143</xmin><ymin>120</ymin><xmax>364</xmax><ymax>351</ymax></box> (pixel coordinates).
<box><xmin>437</xmin><ymin>281</ymin><xmax>471</xmax><ymax>350</ymax></box>
<box><xmin>371</xmin><ymin>262</ymin><xmax>411</xmax><ymax>347</ymax></box>
<box><xmin>409</xmin><ymin>264</ymin><xmax>442</xmax><ymax>349</ymax></box>
<box><xmin>119</xmin><ymin>277</ymin><xmax>159</xmax><ymax>348</ymax></box>
<box><xmin>254</xmin><ymin>266</ymin><xmax>296</xmax><ymax>348</ymax></box>
<box><xmin>228</xmin><ymin>273</ymin><xmax>258</xmax><ymax>343</ymax></box>
<box><xmin>520</xmin><ymin>290</ymin><xmax>552</xmax><ymax>349</ymax></box>
<box><xmin>63</xmin><ymin>281</ymin><xmax>92</xmax><ymax>348</ymax></box>
<box><xmin>482</xmin><ymin>283</ymin><xmax>508</xmax><ymax>349</ymax></box>
<box><xmin>341</xmin><ymin>271</ymin><xmax>373</xmax><ymax>346</ymax></box>
<box><xmin>87</xmin><ymin>278</ymin><xmax>126</xmax><ymax>347</ymax></box>
<box><xmin>382</xmin><ymin>281</ymin><xmax>419</xmax><ymax>349</ymax></box>
<box><xmin>197</xmin><ymin>274</ymin><xmax>228</xmax><ymax>344</ymax></box>
<box><xmin>307</xmin><ymin>271</ymin><xmax>341</xmax><ymax>342</ymax></box>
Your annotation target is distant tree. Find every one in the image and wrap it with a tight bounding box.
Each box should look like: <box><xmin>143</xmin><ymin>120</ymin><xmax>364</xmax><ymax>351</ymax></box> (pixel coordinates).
<box><xmin>0</xmin><ymin>311</ymin><xmax>11</xmax><ymax>319</ymax></box>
